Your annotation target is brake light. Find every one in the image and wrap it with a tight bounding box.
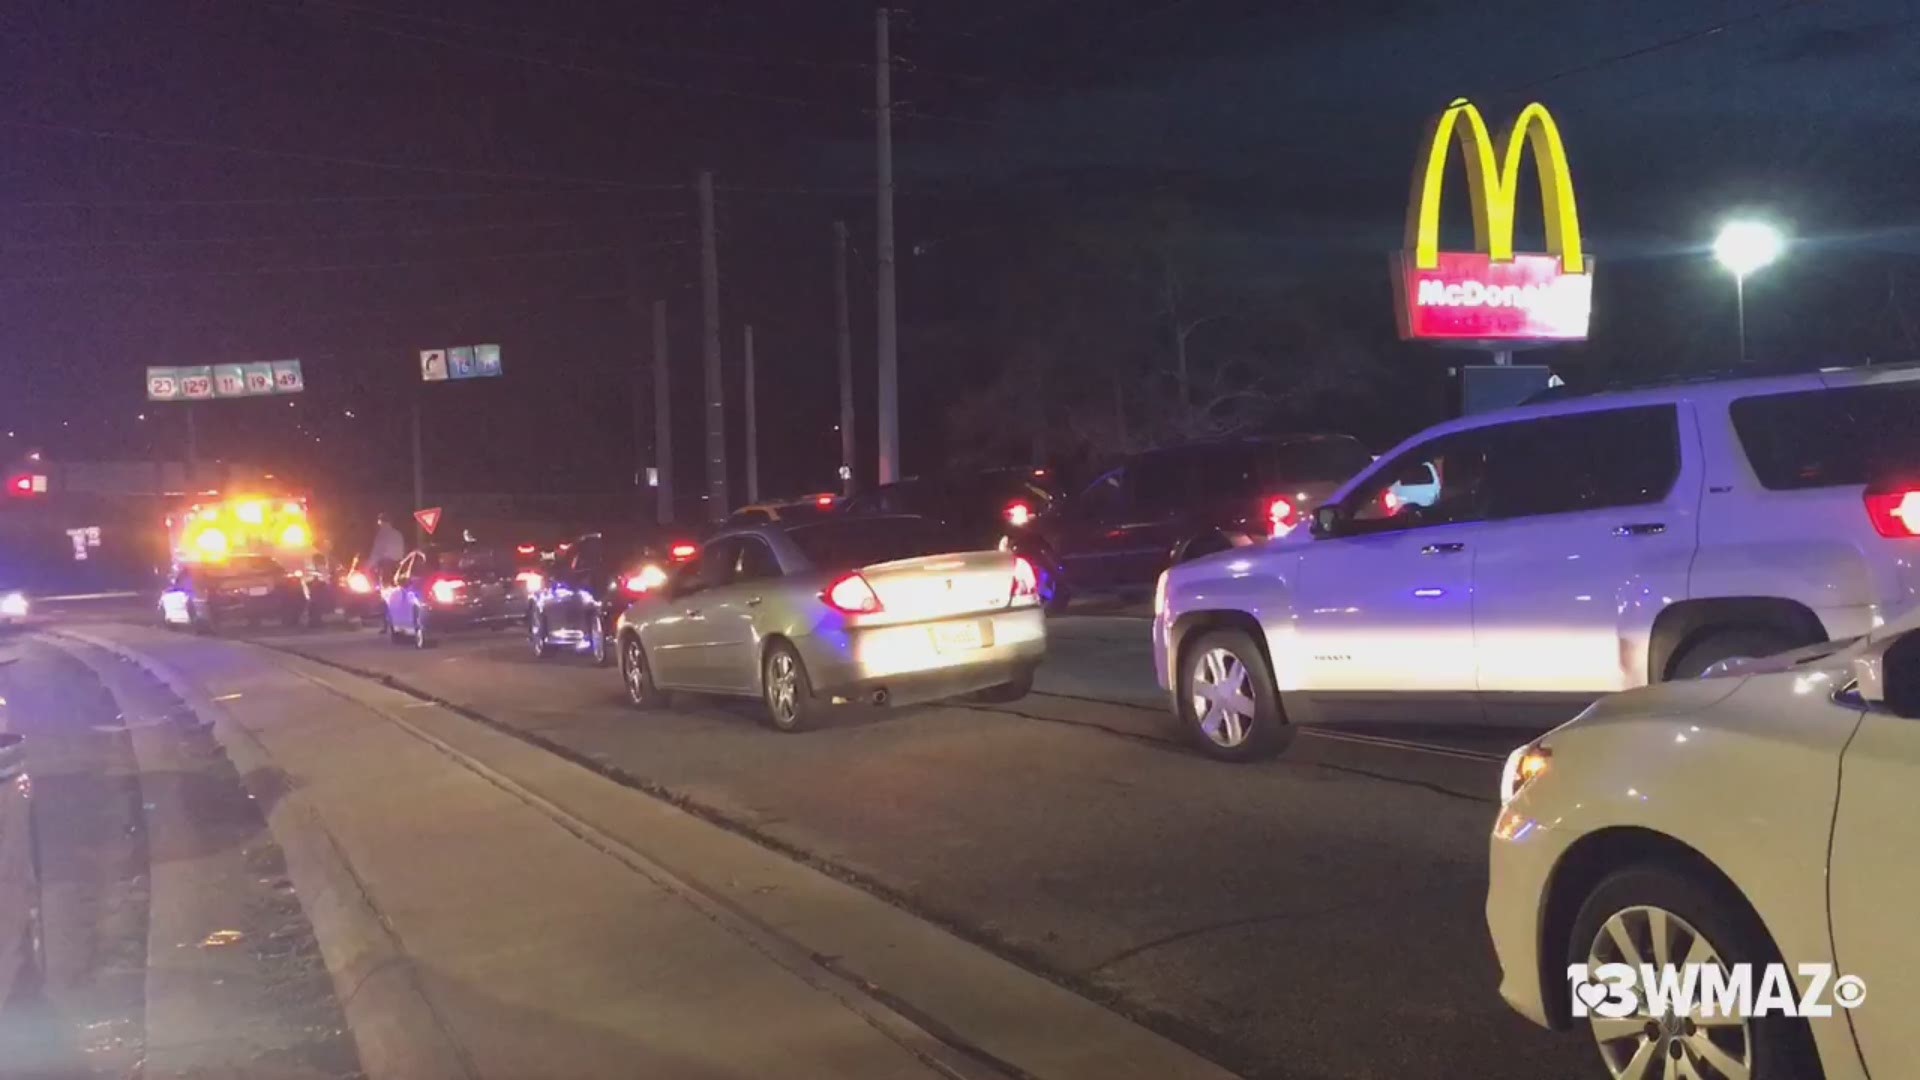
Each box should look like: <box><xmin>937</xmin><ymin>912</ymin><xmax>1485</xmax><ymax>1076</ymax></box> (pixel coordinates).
<box><xmin>429</xmin><ymin>577</ymin><xmax>465</xmax><ymax>604</ymax></box>
<box><xmin>1267</xmin><ymin>497</ymin><xmax>1298</xmax><ymax>535</ymax></box>
<box><xmin>516</xmin><ymin>570</ymin><xmax>545</xmax><ymax>593</ymax></box>
<box><xmin>669</xmin><ymin>542</ymin><xmax>698</xmax><ymax>562</ymax></box>
<box><xmin>347</xmin><ymin>571</ymin><xmax>373</xmax><ymax>594</ymax></box>
<box><xmin>1005</xmin><ymin>501</ymin><xmax>1033</xmax><ymax>528</ymax></box>
<box><xmin>8</xmin><ymin>475</ymin><xmax>29</xmax><ymax>495</ymax></box>
<box><xmin>1382</xmin><ymin>489</ymin><xmax>1401</xmax><ymax>512</ymax></box>
<box><xmin>624</xmin><ymin>564</ymin><xmax>668</xmax><ymax>595</ymax></box>
<box><xmin>823</xmin><ymin>572</ymin><xmax>882</xmax><ymax>614</ymax></box>
<box><xmin>279</xmin><ymin>522</ymin><xmax>310</xmax><ymax>547</ymax></box>
<box><xmin>1865</xmin><ymin>487</ymin><xmax>1920</xmax><ymax>537</ymax></box>
<box><xmin>814</xmin><ymin>494</ymin><xmax>835</xmax><ymax>508</ymax></box>
<box><xmin>1011</xmin><ymin>556</ymin><xmax>1038</xmax><ymax>602</ymax></box>
<box><xmin>515</xmin><ymin>543</ymin><xmax>537</xmax><ymax>556</ymax></box>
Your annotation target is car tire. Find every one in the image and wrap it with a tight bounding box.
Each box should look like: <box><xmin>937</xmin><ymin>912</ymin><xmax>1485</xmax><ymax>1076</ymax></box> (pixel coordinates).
<box><xmin>587</xmin><ymin>606</ymin><xmax>611</xmax><ymax>667</ymax></box>
<box><xmin>760</xmin><ymin>640</ymin><xmax>818</xmax><ymax>733</ymax></box>
<box><xmin>1178</xmin><ymin>628</ymin><xmax>1291</xmax><ymax>761</ymax></box>
<box><xmin>530</xmin><ymin>614</ymin><xmax>551</xmax><ymax>659</ymax></box>
<box><xmin>1567</xmin><ymin>864</ymin><xmax>1817</xmax><ymax>1080</ymax></box>
<box><xmin>1668</xmin><ymin>626</ymin><xmax>1804</xmax><ymax>680</ymax></box>
<box><xmin>970</xmin><ymin>666</ymin><xmax>1035</xmax><ymax>703</ymax></box>
<box><xmin>412</xmin><ymin>609</ymin><xmax>430</xmax><ymax>650</ymax></box>
<box><xmin>620</xmin><ymin>634</ymin><xmax>670</xmax><ymax>710</ymax></box>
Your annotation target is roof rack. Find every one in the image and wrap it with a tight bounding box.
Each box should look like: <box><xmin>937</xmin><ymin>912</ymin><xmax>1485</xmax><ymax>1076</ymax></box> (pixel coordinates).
<box><xmin>1522</xmin><ymin>357</ymin><xmax>1920</xmax><ymax>405</ymax></box>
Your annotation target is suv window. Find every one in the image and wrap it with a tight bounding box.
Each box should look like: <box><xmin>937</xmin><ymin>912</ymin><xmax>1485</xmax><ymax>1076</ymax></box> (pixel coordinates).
<box><xmin>1482</xmin><ymin>405</ymin><xmax>1680</xmax><ymax>519</ymax></box>
<box><xmin>1344</xmin><ymin>430</ymin><xmax>1495</xmax><ymax>534</ymax></box>
<box><xmin>1077</xmin><ymin>469</ymin><xmax>1128</xmax><ymax>520</ymax></box>
<box><xmin>1731</xmin><ymin>382</ymin><xmax>1920</xmax><ymax>490</ymax></box>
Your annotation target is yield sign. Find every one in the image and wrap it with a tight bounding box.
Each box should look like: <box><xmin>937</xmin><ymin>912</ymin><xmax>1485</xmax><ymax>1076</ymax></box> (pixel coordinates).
<box><xmin>414</xmin><ymin>507</ymin><xmax>443</xmax><ymax>536</ymax></box>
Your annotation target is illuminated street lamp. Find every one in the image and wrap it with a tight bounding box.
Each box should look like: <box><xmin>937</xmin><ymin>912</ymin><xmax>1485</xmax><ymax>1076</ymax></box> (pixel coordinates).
<box><xmin>1713</xmin><ymin>221</ymin><xmax>1785</xmax><ymax>363</ymax></box>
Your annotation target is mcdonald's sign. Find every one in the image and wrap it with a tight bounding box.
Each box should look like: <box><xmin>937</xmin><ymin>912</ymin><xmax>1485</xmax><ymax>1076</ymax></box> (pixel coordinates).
<box><xmin>1392</xmin><ymin>99</ymin><xmax>1592</xmax><ymax>343</ymax></box>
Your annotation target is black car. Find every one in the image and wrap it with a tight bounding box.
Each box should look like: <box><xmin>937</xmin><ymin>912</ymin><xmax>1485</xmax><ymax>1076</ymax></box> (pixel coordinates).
<box><xmin>159</xmin><ymin>554</ymin><xmax>305</xmax><ymax>630</ymax></box>
<box><xmin>837</xmin><ymin>467</ymin><xmax>1062</xmax><ymax>553</ymax></box>
<box><xmin>1005</xmin><ymin>435</ymin><xmax>1373</xmax><ymax>611</ymax></box>
<box><xmin>380</xmin><ymin>544</ymin><xmax>531</xmax><ymax>647</ymax></box>
<box><xmin>527</xmin><ymin>531</ymin><xmax>679</xmax><ymax>665</ymax></box>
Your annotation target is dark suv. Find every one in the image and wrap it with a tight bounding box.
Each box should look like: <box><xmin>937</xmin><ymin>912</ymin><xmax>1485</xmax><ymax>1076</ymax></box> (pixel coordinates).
<box><xmin>838</xmin><ymin>467</ymin><xmax>1061</xmax><ymax>553</ymax></box>
<box><xmin>1007</xmin><ymin>435</ymin><xmax>1373</xmax><ymax>611</ymax></box>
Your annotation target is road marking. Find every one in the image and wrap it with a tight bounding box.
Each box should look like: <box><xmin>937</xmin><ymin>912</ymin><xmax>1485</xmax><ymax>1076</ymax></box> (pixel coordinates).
<box><xmin>1299</xmin><ymin>728</ymin><xmax>1505</xmax><ymax>763</ymax></box>
<box><xmin>36</xmin><ymin>590</ymin><xmax>142</xmax><ymax>602</ymax></box>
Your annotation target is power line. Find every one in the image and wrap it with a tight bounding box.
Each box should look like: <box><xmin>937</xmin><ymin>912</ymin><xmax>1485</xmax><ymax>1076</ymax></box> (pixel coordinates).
<box><xmin>0</xmin><ymin>215</ymin><xmax>689</xmax><ymax>252</ymax></box>
<box><xmin>4</xmin><ymin>192</ymin><xmax>683</xmax><ymax>210</ymax></box>
<box><xmin>1497</xmin><ymin>0</ymin><xmax>1813</xmax><ymax>96</ymax></box>
<box><xmin>0</xmin><ymin>116</ymin><xmax>685</xmax><ymax>191</ymax></box>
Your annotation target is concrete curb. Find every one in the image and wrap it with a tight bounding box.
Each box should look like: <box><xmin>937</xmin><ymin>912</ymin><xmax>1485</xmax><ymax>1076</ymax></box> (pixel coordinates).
<box><xmin>50</xmin><ymin>628</ymin><xmax>474</xmax><ymax>1080</ymax></box>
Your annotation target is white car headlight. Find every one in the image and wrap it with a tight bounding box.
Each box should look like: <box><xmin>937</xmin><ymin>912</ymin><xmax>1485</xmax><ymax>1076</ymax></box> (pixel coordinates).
<box><xmin>1499</xmin><ymin>742</ymin><xmax>1551</xmax><ymax>804</ymax></box>
<box><xmin>0</xmin><ymin>592</ymin><xmax>27</xmax><ymax>618</ymax></box>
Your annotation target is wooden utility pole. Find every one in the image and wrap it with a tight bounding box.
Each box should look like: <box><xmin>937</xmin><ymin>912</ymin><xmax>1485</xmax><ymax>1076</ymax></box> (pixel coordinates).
<box><xmin>874</xmin><ymin>6</ymin><xmax>900</xmax><ymax>485</ymax></box>
<box><xmin>652</xmin><ymin>300</ymin><xmax>673</xmax><ymax>525</ymax></box>
<box><xmin>743</xmin><ymin>324</ymin><xmax>759</xmax><ymax>504</ymax></box>
<box><xmin>697</xmin><ymin>170</ymin><xmax>728</xmax><ymax>519</ymax></box>
<box><xmin>833</xmin><ymin>220</ymin><xmax>856</xmax><ymax>495</ymax></box>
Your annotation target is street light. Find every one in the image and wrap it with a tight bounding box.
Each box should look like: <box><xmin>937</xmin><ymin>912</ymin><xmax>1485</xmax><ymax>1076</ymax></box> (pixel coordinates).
<box><xmin>1713</xmin><ymin>221</ymin><xmax>1785</xmax><ymax>363</ymax></box>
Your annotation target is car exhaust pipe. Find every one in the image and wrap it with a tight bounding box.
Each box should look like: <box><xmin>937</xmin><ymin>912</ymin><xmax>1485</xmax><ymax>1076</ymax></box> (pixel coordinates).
<box><xmin>868</xmin><ymin>688</ymin><xmax>890</xmax><ymax>707</ymax></box>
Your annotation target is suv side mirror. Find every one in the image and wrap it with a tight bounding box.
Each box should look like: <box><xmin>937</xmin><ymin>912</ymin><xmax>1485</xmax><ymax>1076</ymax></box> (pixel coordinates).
<box><xmin>1865</xmin><ymin>631</ymin><xmax>1920</xmax><ymax>719</ymax></box>
<box><xmin>1312</xmin><ymin>504</ymin><xmax>1346</xmax><ymax>538</ymax></box>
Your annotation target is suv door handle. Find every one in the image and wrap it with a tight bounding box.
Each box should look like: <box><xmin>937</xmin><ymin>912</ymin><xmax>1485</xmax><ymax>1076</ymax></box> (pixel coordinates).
<box><xmin>1420</xmin><ymin>542</ymin><xmax>1466</xmax><ymax>555</ymax></box>
<box><xmin>1613</xmin><ymin>522</ymin><xmax>1667</xmax><ymax>537</ymax></box>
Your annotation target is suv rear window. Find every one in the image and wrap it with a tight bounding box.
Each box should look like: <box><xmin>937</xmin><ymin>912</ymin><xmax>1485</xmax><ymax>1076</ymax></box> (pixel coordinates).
<box><xmin>433</xmin><ymin>547</ymin><xmax>507</xmax><ymax>574</ymax></box>
<box><xmin>1731</xmin><ymin>383</ymin><xmax>1920</xmax><ymax>490</ymax></box>
<box><xmin>785</xmin><ymin>517</ymin><xmax>954</xmax><ymax>570</ymax></box>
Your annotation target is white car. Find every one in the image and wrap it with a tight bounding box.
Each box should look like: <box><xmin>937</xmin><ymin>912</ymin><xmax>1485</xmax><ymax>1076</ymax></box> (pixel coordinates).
<box><xmin>1153</xmin><ymin>362</ymin><xmax>1920</xmax><ymax>760</ymax></box>
<box><xmin>1484</xmin><ymin>607</ymin><xmax>1920</xmax><ymax>1079</ymax></box>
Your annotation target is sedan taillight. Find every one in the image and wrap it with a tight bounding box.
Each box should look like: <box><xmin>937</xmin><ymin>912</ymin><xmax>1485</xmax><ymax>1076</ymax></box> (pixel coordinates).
<box><xmin>1267</xmin><ymin>497</ymin><xmax>1298</xmax><ymax>536</ymax></box>
<box><xmin>823</xmin><ymin>572</ymin><xmax>882</xmax><ymax>614</ymax></box>
<box><xmin>429</xmin><ymin>577</ymin><xmax>465</xmax><ymax>604</ymax></box>
<box><xmin>1011</xmin><ymin>556</ymin><xmax>1039</xmax><ymax>603</ymax></box>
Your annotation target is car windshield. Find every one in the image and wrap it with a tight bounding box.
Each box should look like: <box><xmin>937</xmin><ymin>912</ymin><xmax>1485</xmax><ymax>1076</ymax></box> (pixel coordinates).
<box><xmin>1731</xmin><ymin>382</ymin><xmax>1920</xmax><ymax>489</ymax></box>
<box><xmin>783</xmin><ymin>517</ymin><xmax>955</xmax><ymax>571</ymax></box>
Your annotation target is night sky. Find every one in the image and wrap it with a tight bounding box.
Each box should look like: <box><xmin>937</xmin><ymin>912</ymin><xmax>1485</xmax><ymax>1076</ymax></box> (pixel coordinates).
<box><xmin>2</xmin><ymin>0</ymin><xmax>1916</xmax><ymax>500</ymax></box>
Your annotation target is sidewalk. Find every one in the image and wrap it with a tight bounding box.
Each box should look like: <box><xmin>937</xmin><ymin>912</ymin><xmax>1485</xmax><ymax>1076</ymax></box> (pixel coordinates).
<box><xmin>62</xmin><ymin>623</ymin><xmax>1234</xmax><ymax>1080</ymax></box>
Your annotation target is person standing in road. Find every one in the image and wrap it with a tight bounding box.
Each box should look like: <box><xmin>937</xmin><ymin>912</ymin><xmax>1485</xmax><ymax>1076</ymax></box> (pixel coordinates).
<box><xmin>369</xmin><ymin>513</ymin><xmax>406</xmax><ymax>579</ymax></box>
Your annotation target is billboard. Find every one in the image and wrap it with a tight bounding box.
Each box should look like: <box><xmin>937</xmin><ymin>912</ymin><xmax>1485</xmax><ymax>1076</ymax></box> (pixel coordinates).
<box><xmin>421</xmin><ymin>344</ymin><xmax>502</xmax><ymax>382</ymax></box>
<box><xmin>1394</xmin><ymin>99</ymin><xmax>1591</xmax><ymax>344</ymax></box>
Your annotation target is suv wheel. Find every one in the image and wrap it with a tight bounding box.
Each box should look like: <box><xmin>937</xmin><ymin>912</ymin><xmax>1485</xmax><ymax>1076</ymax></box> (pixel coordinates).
<box><xmin>1669</xmin><ymin>627</ymin><xmax>1802</xmax><ymax>680</ymax></box>
<box><xmin>1179</xmin><ymin>629</ymin><xmax>1291</xmax><ymax>761</ymax></box>
<box><xmin>1568</xmin><ymin>865</ymin><xmax>1815</xmax><ymax>1080</ymax></box>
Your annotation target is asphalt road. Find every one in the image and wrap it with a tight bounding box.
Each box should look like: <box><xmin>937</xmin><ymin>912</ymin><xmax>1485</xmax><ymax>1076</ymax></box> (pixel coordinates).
<box><xmin>78</xmin><ymin>602</ymin><xmax>1580</xmax><ymax>1080</ymax></box>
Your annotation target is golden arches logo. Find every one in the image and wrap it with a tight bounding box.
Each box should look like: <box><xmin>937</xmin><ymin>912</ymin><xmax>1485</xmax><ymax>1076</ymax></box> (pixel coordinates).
<box><xmin>1406</xmin><ymin>99</ymin><xmax>1584</xmax><ymax>274</ymax></box>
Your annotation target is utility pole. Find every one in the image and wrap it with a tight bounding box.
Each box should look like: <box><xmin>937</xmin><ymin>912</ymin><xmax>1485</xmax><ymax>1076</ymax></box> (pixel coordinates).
<box><xmin>697</xmin><ymin>169</ymin><xmax>728</xmax><ymax>519</ymax></box>
<box><xmin>874</xmin><ymin>6</ymin><xmax>900</xmax><ymax>485</ymax></box>
<box><xmin>743</xmin><ymin>325</ymin><xmax>759</xmax><ymax>504</ymax></box>
<box><xmin>834</xmin><ymin>221</ymin><xmax>856</xmax><ymax>495</ymax></box>
<box><xmin>184</xmin><ymin>405</ymin><xmax>199</xmax><ymax>471</ymax></box>
<box><xmin>410</xmin><ymin>397</ymin><xmax>424</xmax><ymax>510</ymax></box>
<box><xmin>652</xmin><ymin>300</ymin><xmax>674</xmax><ymax>525</ymax></box>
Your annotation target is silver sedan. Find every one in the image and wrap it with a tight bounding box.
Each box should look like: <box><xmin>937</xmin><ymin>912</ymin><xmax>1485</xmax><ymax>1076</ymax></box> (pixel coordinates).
<box><xmin>613</xmin><ymin>516</ymin><xmax>1046</xmax><ymax>731</ymax></box>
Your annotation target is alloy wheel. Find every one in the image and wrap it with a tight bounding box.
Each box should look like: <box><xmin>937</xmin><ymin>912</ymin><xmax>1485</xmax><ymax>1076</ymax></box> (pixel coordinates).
<box><xmin>1585</xmin><ymin>905</ymin><xmax>1752</xmax><ymax>1080</ymax></box>
<box><xmin>623</xmin><ymin>638</ymin><xmax>648</xmax><ymax>704</ymax></box>
<box><xmin>1190</xmin><ymin>646</ymin><xmax>1257</xmax><ymax>748</ymax></box>
<box><xmin>767</xmin><ymin>651</ymin><xmax>799</xmax><ymax>726</ymax></box>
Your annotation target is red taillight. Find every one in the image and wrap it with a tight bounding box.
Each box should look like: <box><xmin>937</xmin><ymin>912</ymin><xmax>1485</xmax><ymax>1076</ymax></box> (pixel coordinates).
<box><xmin>623</xmin><ymin>564</ymin><xmax>668</xmax><ymax>595</ymax></box>
<box><xmin>1267</xmin><ymin>497</ymin><xmax>1297</xmax><ymax>535</ymax></box>
<box><xmin>347</xmin><ymin>571</ymin><xmax>373</xmax><ymax>594</ymax></box>
<box><xmin>1004</xmin><ymin>501</ymin><xmax>1033</xmax><ymax>528</ymax></box>
<box><xmin>515</xmin><ymin>543</ymin><xmax>537</xmax><ymax>556</ymax></box>
<box><xmin>516</xmin><ymin>569</ymin><xmax>545</xmax><ymax>593</ymax></box>
<box><xmin>823</xmin><ymin>572</ymin><xmax>882</xmax><ymax>614</ymax></box>
<box><xmin>1011</xmin><ymin>556</ymin><xmax>1038</xmax><ymax>601</ymax></box>
<box><xmin>1865</xmin><ymin>487</ymin><xmax>1920</xmax><ymax>538</ymax></box>
<box><xmin>429</xmin><ymin>577</ymin><xmax>465</xmax><ymax>604</ymax></box>
<box><xmin>669</xmin><ymin>542</ymin><xmax>698</xmax><ymax>562</ymax></box>
<box><xmin>814</xmin><ymin>494</ymin><xmax>835</xmax><ymax>508</ymax></box>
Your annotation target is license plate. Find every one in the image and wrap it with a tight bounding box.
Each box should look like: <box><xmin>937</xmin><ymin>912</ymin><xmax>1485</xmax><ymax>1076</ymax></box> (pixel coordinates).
<box><xmin>932</xmin><ymin>621</ymin><xmax>985</xmax><ymax>652</ymax></box>
<box><xmin>247</xmin><ymin>586</ymin><xmax>271</xmax><ymax>597</ymax></box>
